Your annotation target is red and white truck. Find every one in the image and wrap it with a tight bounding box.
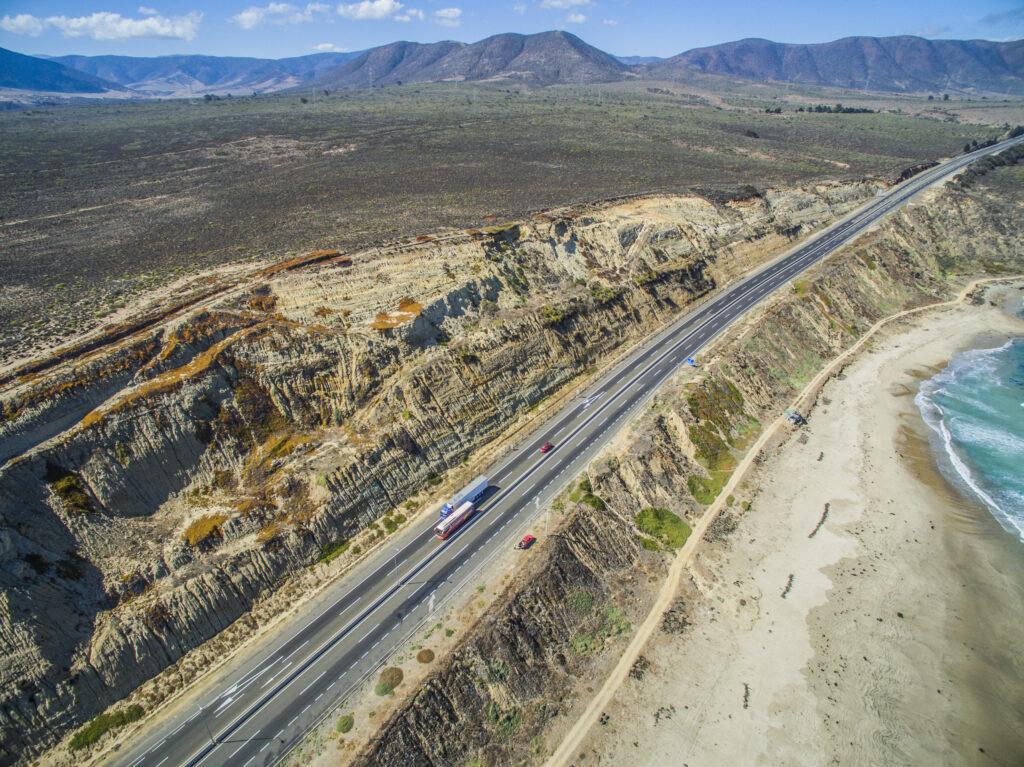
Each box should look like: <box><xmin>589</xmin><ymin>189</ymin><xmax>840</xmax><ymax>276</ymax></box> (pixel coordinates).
<box><xmin>434</xmin><ymin>501</ymin><xmax>476</xmax><ymax>540</ymax></box>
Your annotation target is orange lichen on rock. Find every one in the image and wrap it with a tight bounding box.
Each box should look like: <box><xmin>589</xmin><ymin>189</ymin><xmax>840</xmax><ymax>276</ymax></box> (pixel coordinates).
<box><xmin>258</xmin><ymin>250</ymin><xmax>341</xmax><ymax>278</ymax></box>
<box><xmin>369</xmin><ymin>298</ymin><xmax>423</xmax><ymax>330</ymax></box>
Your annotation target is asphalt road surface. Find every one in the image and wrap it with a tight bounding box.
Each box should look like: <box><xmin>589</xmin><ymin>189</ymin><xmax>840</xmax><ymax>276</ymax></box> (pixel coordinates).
<box><xmin>108</xmin><ymin>137</ymin><xmax>1022</xmax><ymax>767</ymax></box>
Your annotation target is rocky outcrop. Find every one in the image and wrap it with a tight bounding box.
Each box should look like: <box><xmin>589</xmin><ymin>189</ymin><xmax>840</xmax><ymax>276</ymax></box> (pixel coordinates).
<box><xmin>351</xmin><ymin>178</ymin><xmax>1024</xmax><ymax>766</ymax></box>
<box><xmin>0</xmin><ymin>180</ymin><xmax>910</xmax><ymax>763</ymax></box>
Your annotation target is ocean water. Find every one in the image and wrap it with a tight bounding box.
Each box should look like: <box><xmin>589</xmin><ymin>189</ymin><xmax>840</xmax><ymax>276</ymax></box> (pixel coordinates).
<box><xmin>915</xmin><ymin>337</ymin><xmax>1024</xmax><ymax>541</ymax></box>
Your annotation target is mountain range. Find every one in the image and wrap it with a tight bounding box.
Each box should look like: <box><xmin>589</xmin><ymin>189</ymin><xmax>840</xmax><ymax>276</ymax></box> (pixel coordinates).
<box><xmin>47</xmin><ymin>50</ymin><xmax>362</xmax><ymax>97</ymax></box>
<box><xmin>3</xmin><ymin>30</ymin><xmax>1023</xmax><ymax>101</ymax></box>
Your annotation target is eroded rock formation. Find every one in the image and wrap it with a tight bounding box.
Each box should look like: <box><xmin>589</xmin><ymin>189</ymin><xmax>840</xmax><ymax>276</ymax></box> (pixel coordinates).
<box><xmin>0</xmin><ymin>180</ymin><xmax>934</xmax><ymax>763</ymax></box>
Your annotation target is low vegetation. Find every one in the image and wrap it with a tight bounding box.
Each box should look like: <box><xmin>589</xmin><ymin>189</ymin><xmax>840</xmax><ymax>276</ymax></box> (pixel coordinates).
<box><xmin>569</xmin><ymin>605</ymin><xmax>631</xmax><ymax>657</ymax></box>
<box><xmin>375</xmin><ymin>666</ymin><xmax>404</xmax><ymax>696</ymax></box>
<box><xmin>44</xmin><ymin>464</ymin><xmax>94</xmax><ymax>514</ymax></box>
<box><xmin>0</xmin><ymin>80</ymin><xmax>992</xmax><ymax>361</ymax></box>
<box><xmin>336</xmin><ymin>714</ymin><xmax>354</xmax><ymax>734</ymax></box>
<box><xmin>635</xmin><ymin>507</ymin><xmax>691</xmax><ymax>549</ymax></box>
<box><xmin>317</xmin><ymin>539</ymin><xmax>349</xmax><ymax>563</ymax></box>
<box><xmin>182</xmin><ymin>514</ymin><xmax>227</xmax><ymax>547</ymax></box>
<box><xmin>68</xmin><ymin>705</ymin><xmax>144</xmax><ymax>751</ymax></box>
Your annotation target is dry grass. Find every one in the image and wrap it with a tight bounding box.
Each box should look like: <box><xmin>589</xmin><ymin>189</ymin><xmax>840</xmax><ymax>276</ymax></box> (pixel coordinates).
<box><xmin>182</xmin><ymin>513</ymin><xmax>228</xmax><ymax>546</ymax></box>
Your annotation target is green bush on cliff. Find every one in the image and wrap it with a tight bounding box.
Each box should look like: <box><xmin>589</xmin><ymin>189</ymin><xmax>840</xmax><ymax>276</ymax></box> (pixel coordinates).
<box><xmin>69</xmin><ymin>705</ymin><xmax>144</xmax><ymax>750</ymax></box>
<box><xmin>636</xmin><ymin>508</ymin><xmax>692</xmax><ymax>549</ymax></box>
<box><xmin>689</xmin><ymin>422</ymin><xmax>736</xmax><ymax>471</ymax></box>
<box><xmin>639</xmin><ymin>536</ymin><xmax>661</xmax><ymax>551</ymax></box>
<box><xmin>569</xmin><ymin>605</ymin><xmax>632</xmax><ymax>656</ymax></box>
<box><xmin>44</xmin><ymin>464</ymin><xmax>94</xmax><ymax>514</ymax></box>
<box><xmin>688</xmin><ymin>473</ymin><xmax>726</xmax><ymax>505</ymax></box>
<box><xmin>336</xmin><ymin>714</ymin><xmax>354</xmax><ymax>734</ymax></box>
<box><xmin>567</xmin><ymin>589</ymin><xmax>595</xmax><ymax>617</ymax></box>
<box><xmin>318</xmin><ymin>539</ymin><xmax>349</xmax><ymax>563</ymax></box>
<box><xmin>485</xmin><ymin>701</ymin><xmax>523</xmax><ymax>740</ymax></box>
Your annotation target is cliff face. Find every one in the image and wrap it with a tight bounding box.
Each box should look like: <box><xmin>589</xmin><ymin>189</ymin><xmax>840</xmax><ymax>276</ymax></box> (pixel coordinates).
<box><xmin>350</xmin><ymin>179</ymin><xmax>1024</xmax><ymax>767</ymax></box>
<box><xmin>0</xmin><ymin>182</ymin><xmax>883</xmax><ymax>763</ymax></box>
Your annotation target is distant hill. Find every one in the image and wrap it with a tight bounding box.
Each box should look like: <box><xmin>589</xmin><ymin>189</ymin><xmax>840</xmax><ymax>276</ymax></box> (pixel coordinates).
<box><xmin>647</xmin><ymin>36</ymin><xmax>1024</xmax><ymax>94</ymax></box>
<box><xmin>49</xmin><ymin>51</ymin><xmax>363</xmax><ymax>97</ymax></box>
<box><xmin>616</xmin><ymin>55</ymin><xmax>662</xmax><ymax>66</ymax></box>
<box><xmin>310</xmin><ymin>31</ymin><xmax>629</xmax><ymax>89</ymax></box>
<box><xmin>0</xmin><ymin>46</ymin><xmax>123</xmax><ymax>94</ymax></box>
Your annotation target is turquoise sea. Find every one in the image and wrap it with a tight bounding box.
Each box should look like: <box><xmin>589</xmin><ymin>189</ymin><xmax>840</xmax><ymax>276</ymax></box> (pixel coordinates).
<box><xmin>915</xmin><ymin>336</ymin><xmax>1024</xmax><ymax>541</ymax></box>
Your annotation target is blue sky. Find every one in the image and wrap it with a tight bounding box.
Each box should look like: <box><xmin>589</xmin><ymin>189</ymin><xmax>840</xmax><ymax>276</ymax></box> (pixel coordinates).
<box><xmin>2</xmin><ymin>0</ymin><xmax>1022</xmax><ymax>59</ymax></box>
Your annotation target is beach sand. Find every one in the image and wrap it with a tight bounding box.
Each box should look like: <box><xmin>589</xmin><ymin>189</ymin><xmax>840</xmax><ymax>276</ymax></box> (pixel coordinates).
<box><xmin>579</xmin><ymin>287</ymin><xmax>1024</xmax><ymax>767</ymax></box>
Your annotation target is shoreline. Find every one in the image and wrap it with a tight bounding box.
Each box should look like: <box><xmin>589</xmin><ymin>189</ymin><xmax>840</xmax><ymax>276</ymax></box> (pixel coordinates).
<box><xmin>578</xmin><ymin>286</ymin><xmax>1024</xmax><ymax>766</ymax></box>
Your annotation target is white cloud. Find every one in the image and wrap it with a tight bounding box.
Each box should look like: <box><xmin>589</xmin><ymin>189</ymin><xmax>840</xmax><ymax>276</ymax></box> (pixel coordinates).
<box><xmin>513</xmin><ymin>3</ymin><xmax>526</xmax><ymax>14</ymax></box>
<box><xmin>2</xmin><ymin>11</ymin><xmax>203</xmax><ymax>40</ymax></box>
<box><xmin>1</xmin><ymin>14</ymin><xmax>46</xmax><ymax>36</ymax></box>
<box><xmin>336</xmin><ymin>0</ymin><xmax>405</xmax><ymax>19</ymax></box>
<box><xmin>314</xmin><ymin>42</ymin><xmax>348</xmax><ymax>51</ymax></box>
<box><xmin>433</xmin><ymin>7</ymin><xmax>461</xmax><ymax>26</ymax></box>
<box><xmin>231</xmin><ymin>2</ymin><xmax>330</xmax><ymax>29</ymax></box>
<box><xmin>394</xmin><ymin>8</ymin><xmax>425</xmax><ymax>21</ymax></box>
<box><xmin>138</xmin><ymin>6</ymin><xmax>160</xmax><ymax>15</ymax></box>
<box><xmin>566</xmin><ymin>12</ymin><xmax>586</xmax><ymax>23</ymax></box>
<box><xmin>540</xmin><ymin>0</ymin><xmax>591</xmax><ymax>8</ymax></box>
<box><xmin>601</xmin><ymin>18</ymin><xmax>617</xmax><ymax>25</ymax></box>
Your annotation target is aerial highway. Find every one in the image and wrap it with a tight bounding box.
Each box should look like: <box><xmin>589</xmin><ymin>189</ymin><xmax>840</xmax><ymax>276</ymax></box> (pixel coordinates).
<box><xmin>107</xmin><ymin>136</ymin><xmax>1022</xmax><ymax>767</ymax></box>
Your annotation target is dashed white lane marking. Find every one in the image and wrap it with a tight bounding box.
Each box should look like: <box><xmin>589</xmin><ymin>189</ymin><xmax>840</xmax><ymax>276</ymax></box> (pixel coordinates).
<box><xmin>316</xmin><ymin>693</ymin><xmax>324</xmax><ymax>701</ymax></box>
<box><xmin>228</xmin><ymin>742</ymin><xmax>247</xmax><ymax>758</ymax></box>
<box><xmin>260</xmin><ymin>742</ymin><xmax>271</xmax><ymax>752</ymax></box>
<box><xmin>155</xmin><ymin>758</ymin><xmax>169</xmax><ymax>767</ymax></box>
<box><xmin>360</xmin><ymin>650</ymin><xmax>369</xmax><ymax>659</ymax></box>
<box><xmin>302</xmin><ymin>705</ymin><xmax>311</xmax><ymax>714</ymax></box>
<box><xmin>299</xmin><ymin>671</ymin><xmax>326</xmax><ymax>695</ymax></box>
<box><xmin>244</xmin><ymin>757</ymin><xmax>255</xmax><ymax>767</ymax></box>
<box><xmin>359</xmin><ymin>625</ymin><xmax>378</xmax><ymax>643</ymax></box>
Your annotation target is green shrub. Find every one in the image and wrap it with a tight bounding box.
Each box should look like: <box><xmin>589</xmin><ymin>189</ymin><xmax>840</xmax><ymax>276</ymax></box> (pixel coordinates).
<box><xmin>318</xmin><ymin>539</ymin><xmax>349</xmax><ymax>563</ymax></box>
<box><xmin>567</xmin><ymin>589</ymin><xmax>595</xmax><ymax>617</ymax></box>
<box><xmin>486</xmin><ymin>659</ymin><xmax>509</xmax><ymax>683</ymax></box>
<box><xmin>569</xmin><ymin>605</ymin><xmax>632</xmax><ymax>656</ymax></box>
<box><xmin>375</xmin><ymin>666</ymin><xmax>403</xmax><ymax>696</ymax></box>
<box><xmin>336</xmin><ymin>714</ymin><xmax>354</xmax><ymax>733</ymax></box>
<box><xmin>688</xmin><ymin>473</ymin><xmax>725</xmax><ymax>505</ymax></box>
<box><xmin>69</xmin><ymin>705</ymin><xmax>144</xmax><ymax>750</ymax></box>
<box><xmin>45</xmin><ymin>464</ymin><xmax>94</xmax><ymax>514</ymax></box>
<box><xmin>639</xmin><ymin>536</ymin><xmax>660</xmax><ymax>551</ymax></box>
<box><xmin>580</xmin><ymin>493</ymin><xmax>605</xmax><ymax>511</ymax></box>
<box><xmin>636</xmin><ymin>507</ymin><xmax>691</xmax><ymax>549</ymax></box>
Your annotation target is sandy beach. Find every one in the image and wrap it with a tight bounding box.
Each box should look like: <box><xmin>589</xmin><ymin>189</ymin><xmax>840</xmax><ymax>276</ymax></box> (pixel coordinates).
<box><xmin>579</xmin><ymin>285</ymin><xmax>1024</xmax><ymax>767</ymax></box>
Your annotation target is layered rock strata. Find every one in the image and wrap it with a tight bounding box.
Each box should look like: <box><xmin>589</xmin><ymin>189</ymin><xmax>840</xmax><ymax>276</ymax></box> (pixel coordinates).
<box><xmin>0</xmin><ymin>182</ymin><xmax>883</xmax><ymax>763</ymax></box>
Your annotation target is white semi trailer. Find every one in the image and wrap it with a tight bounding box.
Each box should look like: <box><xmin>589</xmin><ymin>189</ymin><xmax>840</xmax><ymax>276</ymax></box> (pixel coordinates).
<box><xmin>439</xmin><ymin>475</ymin><xmax>488</xmax><ymax>519</ymax></box>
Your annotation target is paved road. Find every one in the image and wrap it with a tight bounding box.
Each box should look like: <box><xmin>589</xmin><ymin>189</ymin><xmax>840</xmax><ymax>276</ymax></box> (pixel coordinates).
<box><xmin>108</xmin><ymin>137</ymin><xmax>1022</xmax><ymax>767</ymax></box>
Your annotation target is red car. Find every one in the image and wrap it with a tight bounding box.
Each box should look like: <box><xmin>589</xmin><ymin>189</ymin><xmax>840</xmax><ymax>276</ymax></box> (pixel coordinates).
<box><xmin>540</xmin><ymin>442</ymin><xmax>553</xmax><ymax>453</ymax></box>
<box><xmin>516</xmin><ymin>535</ymin><xmax>536</xmax><ymax>550</ymax></box>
